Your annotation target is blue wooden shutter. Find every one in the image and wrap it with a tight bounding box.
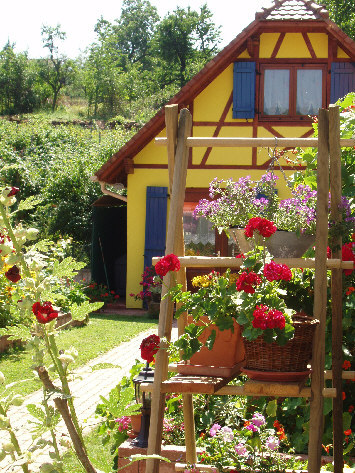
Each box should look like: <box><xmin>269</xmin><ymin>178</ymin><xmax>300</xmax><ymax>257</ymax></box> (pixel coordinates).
<box><xmin>330</xmin><ymin>62</ymin><xmax>355</xmax><ymax>104</ymax></box>
<box><xmin>233</xmin><ymin>62</ymin><xmax>256</xmax><ymax>119</ymax></box>
<box><xmin>144</xmin><ymin>186</ymin><xmax>168</xmax><ymax>270</ymax></box>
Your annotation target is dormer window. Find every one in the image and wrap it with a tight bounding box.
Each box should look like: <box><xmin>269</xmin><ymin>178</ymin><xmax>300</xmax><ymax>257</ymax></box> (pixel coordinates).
<box><xmin>260</xmin><ymin>65</ymin><xmax>326</xmax><ymax>119</ymax></box>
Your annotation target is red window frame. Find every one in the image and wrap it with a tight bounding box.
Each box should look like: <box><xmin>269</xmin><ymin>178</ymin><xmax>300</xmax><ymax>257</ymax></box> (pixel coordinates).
<box><xmin>259</xmin><ymin>64</ymin><xmax>327</xmax><ymax>121</ymax></box>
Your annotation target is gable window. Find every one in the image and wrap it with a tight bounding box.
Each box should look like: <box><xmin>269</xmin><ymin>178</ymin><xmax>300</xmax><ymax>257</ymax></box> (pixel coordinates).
<box><xmin>260</xmin><ymin>65</ymin><xmax>326</xmax><ymax>119</ymax></box>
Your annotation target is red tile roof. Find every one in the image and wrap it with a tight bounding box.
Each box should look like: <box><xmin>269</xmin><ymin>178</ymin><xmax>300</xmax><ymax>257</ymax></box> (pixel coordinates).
<box><xmin>95</xmin><ymin>0</ymin><xmax>355</xmax><ymax>185</ymax></box>
<box><xmin>256</xmin><ymin>0</ymin><xmax>329</xmax><ymax>21</ymax></box>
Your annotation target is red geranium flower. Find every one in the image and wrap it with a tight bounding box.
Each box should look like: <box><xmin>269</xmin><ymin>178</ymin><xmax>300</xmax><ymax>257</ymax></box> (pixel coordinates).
<box><xmin>140</xmin><ymin>334</ymin><xmax>160</xmax><ymax>363</ymax></box>
<box><xmin>344</xmin><ymin>429</ymin><xmax>352</xmax><ymax>436</ymax></box>
<box><xmin>264</xmin><ymin>261</ymin><xmax>292</xmax><ymax>282</ymax></box>
<box><xmin>5</xmin><ymin>265</ymin><xmax>21</xmax><ymax>283</ymax></box>
<box><xmin>245</xmin><ymin>217</ymin><xmax>277</xmax><ymax>239</ymax></box>
<box><xmin>342</xmin><ymin>360</ymin><xmax>351</xmax><ymax>370</ymax></box>
<box><xmin>342</xmin><ymin>242</ymin><xmax>355</xmax><ymax>276</ymax></box>
<box><xmin>252</xmin><ymin>305</ymin><xmax>286</xmax><ymax>330</ymax></box>
<box><xmin>155</xmin><ymin>254</ymin><xmax>180</xmax><ymax>278</ymax></box>
<box><xmin>32</xmin><ymin>301</ymin><xmax>58</xmax><ymax>324</ymax></box>
<box><xmin>236</xmin><ymin>271</ymin><xmax>262</xmax><ymax>294</ymax></box>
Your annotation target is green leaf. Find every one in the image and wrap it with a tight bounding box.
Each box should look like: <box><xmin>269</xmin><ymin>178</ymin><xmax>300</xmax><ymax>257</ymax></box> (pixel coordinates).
<box><xmin>27</xmin><ymin>404</ymin><xmax>45</xmax><ymax>421</ymax></box>
<box><xmin>69</xmin><ymin>301</ymin><xmax>103</xmax><ymax>321</ymax></box>
<box><xmin>17</xmin><ymin>195</ymin><xmax>43</xmax><ymax>211</ymax></box>
<box><xmin>266</xmin><ymin>399</ymin><xmax>277</xmax><ymax>417</ymax></box>
<box><xmin>51</xmin><ymin>257</ymin><xmax>86</xmax><ymax>279</ymax></box>
<box><xmin>343</xmin><ymin>412</ymin><xmax>352</xmax><ymax>430</ymax></box>
<box><xmin>206</xmin><ymin>330</ymin><xmax>216</xmax><ymax>350</ymax></box>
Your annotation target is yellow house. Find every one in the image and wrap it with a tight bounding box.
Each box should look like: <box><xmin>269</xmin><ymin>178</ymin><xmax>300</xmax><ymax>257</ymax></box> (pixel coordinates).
<box><xmin>94</xmin><ymin>0</ymin><xmax>355</xmax><ymax>308</ymax></box>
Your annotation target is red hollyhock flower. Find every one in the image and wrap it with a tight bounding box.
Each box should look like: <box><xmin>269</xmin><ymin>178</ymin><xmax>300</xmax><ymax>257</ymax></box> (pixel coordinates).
<box><xmin>32</xmin><ymin>301</ymin><xmax>59</xmax><ymax>324</ymax></box>
<box><xmin>7</xmin><ymin>187</ymin><xmax>19</xmax><ymax>197</ymax></box>
<box><xmin>155</xmin><ymin>254</ymin><xmax>180</xmax><ymax>278</ymax></box>
<box><xmin>5</xmin><ymin>265</ymin><xmax>21</xmax><ymax>283</ymax></box>
<box><xmin>264</xmin><ymin>261</ymin><xmax>292</xmax><ymax>281</ymax></box>
<box><xmin>244</xmin><ymin>217</ymin><xmax>277</xmax><ymax>239</ymax></box>
<box><xmin>236</xmin><ymin>271</ymin><xmax>262</xmax><ymax>294</ymax></box>
<box><xmin>140</xmin><ymin>334</ymin><xmax>160</xmax><ymax>363</ymax></box>
<box><xmin>342</xmin><ymin>242</ymin><xmax>355</xmax><ymax>276</ymax></box>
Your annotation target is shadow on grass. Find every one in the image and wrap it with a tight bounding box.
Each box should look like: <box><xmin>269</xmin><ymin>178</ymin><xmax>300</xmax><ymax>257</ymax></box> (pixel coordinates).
<box><xmin>90</xmin><ymin>313</ymin><xmax>158</xmax><ymax>324</ymax></box>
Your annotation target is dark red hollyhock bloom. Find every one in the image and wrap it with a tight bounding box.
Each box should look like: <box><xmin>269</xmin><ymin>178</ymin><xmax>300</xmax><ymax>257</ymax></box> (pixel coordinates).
<box><xmin>264</xmin><ymin>261</ymin><xmax>292</xmax><ymax>281</ymax></box>
<box><xmin>342</xmin><ymin>242</ymin><xmax>355</xmax><ymax>276</ymax></box>
<box><xmin>32</xmin><ymin>301</ymin><xmax>59</xmax><ymax>324</ymax></box>
<box><xmin>7</xmin><ymin>187</ymin><xmax>19</xmax><ymax>197</ymax></box>
<box><xmin>236</xmin><ymin>271</ymin><xmax>262</xmax><ymax>294</ymax></box>
<box><xmin>245</xmin><ymin>217</ymin><xmax>277</xmax><ymax>238</ymax></box>
<box><xmin>140</xmin><ymin>334</ymin><xmax>160</xmax><ymax>363</ymax></box>
<box><xmin>155</xmin><ymin>254</ymin><xmax>180</xmax><ymax>278</ymax></box>
<box><xmin>5</xmin><ymin>265</ymin><xmax>21</xmax><ymax>283</ymax></box>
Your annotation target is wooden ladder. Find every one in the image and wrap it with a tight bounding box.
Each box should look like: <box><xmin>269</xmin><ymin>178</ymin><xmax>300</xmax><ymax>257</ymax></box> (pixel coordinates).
<box><xmin>144</xmin><ymin>105</ymin><xmax>353</xmax><ymax>473</ymax></box>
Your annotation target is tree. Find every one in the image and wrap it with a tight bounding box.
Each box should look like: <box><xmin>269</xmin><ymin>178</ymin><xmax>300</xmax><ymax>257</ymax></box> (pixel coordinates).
<box><xmin>154</xmin><ymin>4</ymin><xmax>221</xmax><ymax>87</ymax></box>
<box><xmin>94</xmin><ymin>0</ymin><xmax>159</xmax><ymax>70</ymax></box>
<box><xmin>315</xmin><ymin>0</ymin><xmax>355</xmax><ymax>39</ymax></box>
<box><xmin>0</xmin><ymin>42</ymin><xmax>41</xmax><ymax>114</ymax></box>
<box><xmin>38</xmin><ymin>25</ymin><xmax>75</xmax><ymax>111</ymax></box>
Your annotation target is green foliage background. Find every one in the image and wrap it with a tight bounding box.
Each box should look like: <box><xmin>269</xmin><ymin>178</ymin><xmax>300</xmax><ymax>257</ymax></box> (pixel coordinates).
<box><xmin>0</xmin><ymin>118</ymin><xmax>133</xmax><ymax>260</ymax></box>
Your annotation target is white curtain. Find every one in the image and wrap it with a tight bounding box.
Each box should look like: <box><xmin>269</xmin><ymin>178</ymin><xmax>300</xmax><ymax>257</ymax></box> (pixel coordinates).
<box><xmin>264</xmin><ymin>69</ymin><xmax>290</xmax><ymax>115</ymax></box>
<box><xmin>297</xmin><ymin>69</ymin><xmax>322</xmax><ymax>115</ymax></box>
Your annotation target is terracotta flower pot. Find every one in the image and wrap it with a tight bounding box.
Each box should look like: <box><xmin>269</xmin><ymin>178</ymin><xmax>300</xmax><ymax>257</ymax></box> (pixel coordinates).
<box><xmin>129</xmin><ymin>413</ymin><xmax>142</xmax><ymax>436</ymax></box>
<box><xmin>177</xmin><ymin>316</ymin><xmax>245</xmax><ymax>377</ymax></box>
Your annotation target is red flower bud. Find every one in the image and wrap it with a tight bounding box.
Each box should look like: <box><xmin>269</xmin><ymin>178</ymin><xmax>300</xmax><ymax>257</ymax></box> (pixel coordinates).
<box><xmin>7</xmin><ymin>187</ymin><xmax>19</xmax><ymax>197</ymax></box>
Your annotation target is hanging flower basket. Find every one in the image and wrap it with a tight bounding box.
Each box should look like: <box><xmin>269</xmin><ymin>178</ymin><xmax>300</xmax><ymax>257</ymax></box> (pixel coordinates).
<box><xmin>230</xmin><ymin>228</ymin><xmax>315</xmax><ymax>258</ymax></box>
<box><xmin>241</xmin><ymin>313</ymin><xmax>319</xmax><ymax>381</ymax></box>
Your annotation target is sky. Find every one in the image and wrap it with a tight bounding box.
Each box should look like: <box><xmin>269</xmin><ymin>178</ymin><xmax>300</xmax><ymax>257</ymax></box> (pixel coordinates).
<box><xmin>1</xmin><ymin>0</ymin><xmax>271</xmax><ymax>58</ymax></box>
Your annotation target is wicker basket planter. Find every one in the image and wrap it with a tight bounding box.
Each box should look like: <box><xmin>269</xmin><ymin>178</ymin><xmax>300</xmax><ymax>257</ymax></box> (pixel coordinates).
<box><xmin>241</xmin><ymin>313</ymin><xmax>319</xmax><ymax>381</ymax></box>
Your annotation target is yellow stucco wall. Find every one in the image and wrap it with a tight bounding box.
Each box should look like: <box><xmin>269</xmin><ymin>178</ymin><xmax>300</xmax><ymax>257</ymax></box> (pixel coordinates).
<box><xmin>124</xmin><ymin>30</ymin><xmax>340</xmax><ymax>307</ymax></box>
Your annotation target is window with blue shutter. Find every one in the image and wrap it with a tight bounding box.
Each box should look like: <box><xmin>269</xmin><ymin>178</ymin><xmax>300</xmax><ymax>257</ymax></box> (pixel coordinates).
<box><xmin>233</xmin><ymin>62</ymin><xmax>256</xmax><ymax>119</ymax></box>
<box><xmin>144</xmin><ymin>186</ymin><xmax>168</xmax><ymax>271</ymax></box>
<box><xmin>330</xmin><ymin>62</ymin><xmax>355</xmax><ymax>104</ymax></box>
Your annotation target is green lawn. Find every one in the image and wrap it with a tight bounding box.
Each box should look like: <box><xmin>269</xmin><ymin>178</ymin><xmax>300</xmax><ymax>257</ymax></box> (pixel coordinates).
<box><xmin>61</xmin><ymin>429</ymin><xmax>115</xmax><ymax>473</ymax></box>
<box><xmin>0</xmin><ymin>313</ymin><xmax>157</xmax><ymax>396</ymax></box>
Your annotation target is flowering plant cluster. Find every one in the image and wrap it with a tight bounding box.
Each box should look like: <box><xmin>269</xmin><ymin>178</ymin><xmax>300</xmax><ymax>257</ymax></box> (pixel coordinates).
<box><xmin>194</xmin><ymin>172</ymin><xmax>354</xmax><ymax>239</ymax></box>
<box><xmin>194</xmin><ymin>411</ymin><xmax>306</xmax><ymax>473</ymax></box>
<box><xmin>83</xmin><ymin>280</ymin><xmax>120</xmax><ymax>303</ymax></box>
<box><xmin>165</xmin><ymin>218</ymin><xmax>296</xmax><ymax>358</ymax></box>
<box><xmin>193</xmin><ymin>173</ymin><xmax>319</xmax><ymax>236</ymax></box>
<box><xmin>130</xmin><ymin>265</ymin><xmax>162</xmax><ymax>302</ymax></box>
<box><xmin>234</xmin><ymin>218</ymin><xmax>295</xmax><ymax>344</ymax></box>
<box><xmin>169</xmin><ymin>268</ymin><xmax>244</xmax><ymax>360</ymax></box>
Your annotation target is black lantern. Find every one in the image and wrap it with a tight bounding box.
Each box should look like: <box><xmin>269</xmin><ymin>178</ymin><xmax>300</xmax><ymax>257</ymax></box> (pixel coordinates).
<box><xmin>132</xmin><ymin>362</ymin><xmax>154</xmax><ymax>448</ymax></box>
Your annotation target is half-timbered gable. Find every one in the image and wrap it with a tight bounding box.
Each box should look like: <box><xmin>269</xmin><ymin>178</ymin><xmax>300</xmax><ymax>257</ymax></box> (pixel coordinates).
<box><xmin>94</xmin><ymin>0</ymin><xmax>355</xmax><ymax>307</ymax></box>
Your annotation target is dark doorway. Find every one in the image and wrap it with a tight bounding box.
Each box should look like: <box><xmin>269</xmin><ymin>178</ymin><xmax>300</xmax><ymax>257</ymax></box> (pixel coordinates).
<box><xmin>91</xmin><ymin>196</ymin><xmax>127</xmax><ymax>297</ymax></box>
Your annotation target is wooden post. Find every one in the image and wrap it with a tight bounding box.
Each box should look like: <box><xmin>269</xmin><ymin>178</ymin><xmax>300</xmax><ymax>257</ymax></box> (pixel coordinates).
<box><xmin>329</xmin><ymin>105</ymin><xmax>343</xmax><ymax>473</ymax></box>
<box><xmin>166</xmin><ymin>105</ymin><xmax>197</xmax><ymax>464</ymax></box>
<box><xmin>165</xmin><ymin>104</ymin><xmax>179</xmax><ymax>195</ymax></box>
<box><xmin>146</xmin><ymin>108</ymin><xmax>192</xmax><ymax>473</ymax></box>
<box><xmin>308</xmin><ymin>109</ymin><xmax>329</xmax><ymax>473</ymax></box>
